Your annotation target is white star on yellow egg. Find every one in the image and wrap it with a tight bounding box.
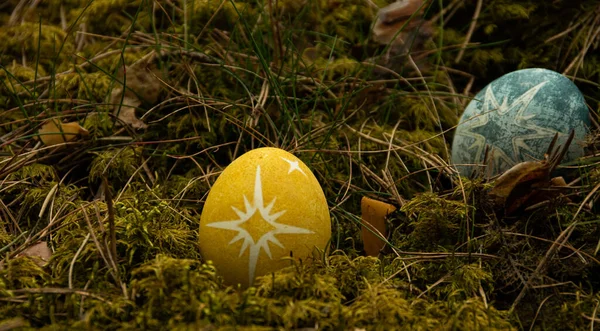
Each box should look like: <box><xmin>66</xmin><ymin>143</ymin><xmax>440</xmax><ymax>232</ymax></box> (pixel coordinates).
<box><xmin>206</xmin><ymin>165</ymin><xmax>313</xmax><ymax>284</ymax></box>
<box><xmin>199</xmin><ymin>147</ymin><xmax>331</xmax><ymax>287</ymax></box>
<box><xmin>281</xmin><ymin>157</ymin><xmax>307</xmax><ymax>176</ymax></box>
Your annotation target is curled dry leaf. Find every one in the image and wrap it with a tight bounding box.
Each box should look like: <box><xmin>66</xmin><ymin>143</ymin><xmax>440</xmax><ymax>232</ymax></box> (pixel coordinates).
<box><xmin>372</xmin><ymin>0</ymin><xmax>433</xmax><ymax>50</ymax></box>
<box><xmin>489</xmin><ymin>130</ymin><xmax>575</xmax><ymax>215</ymax></box>
<box><xmin>17</xmin><ymin>241</ymin><xmax>52</xmax><ymax>267</ymax></box>
<box><xmin>112</xmin><ymin>95</ymin><xmax>146</xmax><ymax>129</ymax></box>
<box><xmin>361</xmin><ymin>197</ymin><xmax>397</xmax><ymax>256</ymax></box>
<box><xmin>369</xmin><ymin>0</ymin><xmax>433</xmax><ymax>76</ymax></box>
<box><xmin>38</xmin><ymin>119</ymin><xmax>89</xmax><ymax>146</ymax></box>
<box><xmin>523</xmin><ymin>176</ymin><xmax>571</xmax><ymax>209</ymax></box>
<box><xmin>111</xmin><ymin>51</ymin><xmax>164</xmax><ymax>129</ymax></box>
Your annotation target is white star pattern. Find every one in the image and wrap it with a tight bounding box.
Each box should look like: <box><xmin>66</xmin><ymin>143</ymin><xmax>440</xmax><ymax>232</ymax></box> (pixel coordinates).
<box><xmin>457</xmin><ymin>81</ymin><xmax>559</xmax><ymax>171</ymax></box>
<box><xmin>206</xmin><ymin>165</ymin><xmax>314</xmax><ymax>284</ymax></box>
<box><xmin>281</xmin><ymin>157</ymin><xmax>307</xmax><ymax>176</ymax></box>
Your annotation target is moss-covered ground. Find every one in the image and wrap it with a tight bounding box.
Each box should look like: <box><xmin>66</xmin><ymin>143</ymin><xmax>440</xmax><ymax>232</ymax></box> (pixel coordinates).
<box><xmin>1</xmin><ymin>0</ymin><xmax>600</xmax><ymax>329</ymax></box>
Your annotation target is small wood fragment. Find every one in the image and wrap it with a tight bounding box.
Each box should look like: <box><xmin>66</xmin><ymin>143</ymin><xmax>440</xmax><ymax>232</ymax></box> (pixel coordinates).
<box><xmin>38</xmin><ymin>119</ymin><xmax>89</xmax><ymax>146</ymax></box>
<box><xmin>361</xmin><ymin>197</ymin><xmax>397</xmax><ymax>256</ymax></box>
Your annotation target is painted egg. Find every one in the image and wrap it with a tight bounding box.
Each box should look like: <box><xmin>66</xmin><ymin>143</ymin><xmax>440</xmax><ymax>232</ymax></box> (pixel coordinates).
<box><xmin>199</xmin><ymin>147</ymin><xmax>331</xmax><ymax>287</ymax></box>
<box><xmin>451</xmin><ymin>68</ymin><xmax>590</xmax><ymax>177</ymax></box>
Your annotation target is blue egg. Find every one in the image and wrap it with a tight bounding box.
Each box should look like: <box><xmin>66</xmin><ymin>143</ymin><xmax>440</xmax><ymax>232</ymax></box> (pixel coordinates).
<box><xmin>451</xmin><ymin>68</ymin><xmax>590</xmax><ymax>177</ymax></box>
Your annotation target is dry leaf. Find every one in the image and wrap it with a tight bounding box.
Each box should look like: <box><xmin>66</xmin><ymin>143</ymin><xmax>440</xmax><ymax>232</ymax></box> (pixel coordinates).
<box><xmin>361</xmin><ymin>197</ymin><xmax>397</xmax><ymax>256</ymax></box>
<box><xmin>369</xmin><ymin>0</ymin><xmax>433</xmax><ymax>76</ymax></box>
<box><xmin>38</xmin><ymin>119</ymin><xmax>89</xmax><ymax>146</ymax></box>
<box><xmin>111</xmin><ymin>93</ymin><xmax>147</xmax><ymax>129</ymax></box>
<box><xmin>17</xmin><ymin>241</ymin><xmax>52</xmax><ymax>267</ymax></box>
<box><xmin>524</xmin><ymin>176</ymin><xmax>571</xmax><ymax>209</ymax></box>
<box><xmin>488</xmin><ymin>160</ymin><xmax>550</xmax><ymax>207</ymax></box>
<box><xmin>111</xmin><ymin>51</ymin><xmax>164</xmax><ymax>129</ymax></box>
<box><xmin>489</xmin><ymin>131</ymin><xmax>574</xmax><ymax>214</ymax></box>
<box><xmin>372</xmin><ymin>0</ymin><xmax>433</xmax><ymax>49</ymax></box>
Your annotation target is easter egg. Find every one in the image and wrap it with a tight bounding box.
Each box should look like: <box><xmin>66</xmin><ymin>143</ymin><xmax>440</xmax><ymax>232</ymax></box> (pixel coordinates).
<box><xmin>199</xmin><ymin>147</ymin><xmax>331</xmax><ymax>287</ymax></box>
<box><xmin>451</xmin><ymin>68</ymin><xmax>590</xmax><ymax>177</ymax></box>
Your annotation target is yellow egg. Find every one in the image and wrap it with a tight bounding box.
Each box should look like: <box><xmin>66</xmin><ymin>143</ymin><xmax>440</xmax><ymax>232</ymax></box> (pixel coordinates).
<box><xmin>199</xmin><ymin>147</ymin><xmax>331</xmax><ymax>287</ymax></box>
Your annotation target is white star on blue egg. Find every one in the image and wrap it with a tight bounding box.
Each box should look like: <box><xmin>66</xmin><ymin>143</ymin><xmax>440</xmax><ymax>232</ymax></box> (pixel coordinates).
<box><xmin>451</xmin><ymin>68</ymin><xmax>590</xmax><ymax>177</ymax></box>
<box><xmin>459</xmin><ymin>81</ymin><xmax>558</xmax><ymax>172</ymax></box>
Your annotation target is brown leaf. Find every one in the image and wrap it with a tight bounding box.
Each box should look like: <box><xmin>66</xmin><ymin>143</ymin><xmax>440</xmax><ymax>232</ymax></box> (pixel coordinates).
<box><xmin>111</xmin><ymin>93</ymin><xmax>147</xmax><ymax>129</ymax></box>
<box><xmin>488</xmin><ymin>131</ymin><xmax>575</xmax><ymax>214</ymax></box>
<box><xmin>372</xmin><ymin>0</ymin><xmax>433</xmax><ymax>47</ymax></box>
<box><xmin>377</xmin><ymin>0</ymin><xmax>425</xmax><ymax>24</ymax></box>
<box><xmin>488</xmin><ymin>160</ymin><xmax>550</xmax><ymax>208</ymax></box>
<box><xmin>369</xmin><ymin>0</ymin><xmax>433</xmax><ymax>76</ymax></box>
<box><xmin>524</xmin><ymin>176</ymin><xmax>571</xmax><ymax>209</ymax></box>
<box><xmin>111</xmin><ymin>51</ymin><xmax>164</xmax><ymax>129</ymax></box>
<box><xmin>18</xmin><ymin>241</ymin><xmax>52</xmax><ymax>267</ymax></box>
<box><xmin>361</xmin><ymin>197</ymin><xmax>397</xmax><ymax>257</ymax></box>
<box><xmin>38</xmin><ymin>119</ymin><xmax>89</xmax><ymax>146</ymax></box>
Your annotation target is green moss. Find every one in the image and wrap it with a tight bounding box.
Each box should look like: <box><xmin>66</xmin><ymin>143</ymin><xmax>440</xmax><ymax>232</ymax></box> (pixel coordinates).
<box><xmin>83</xmin><ymin>111</ymin><xmax>114</xmax><ymax>138</ymax></box>
<box><xmin>89</xmin><ymin>147</ymin><xmax>141</xmax><ymax>183</ymax></box>
<box><xmin>0</xmin><ymin>23</ymin><xmax>74</xmax><ymax>71</ymax></box>
<box><xmin>0</xmin><ymin>256</ymin><xmax>48</xmax><ymax>290</ymax></box>
<box><xmin>128</xmin><ymin>255</ymin><xmax>225</xmax><ymax>325</ymax></box>
<box><xmin>400</xmin><ymin>192</ymin><xmax>470</xmax><ymax>250</ymax></box>
<box><xmin>51</xmin><ymin>71</ymin><xmax>112</xmax><ymax>102</ymax></box>
<box><xmin>116</xmin><ymin>190</ymin><xmax>199</xmax><ymax>261</ymax></box>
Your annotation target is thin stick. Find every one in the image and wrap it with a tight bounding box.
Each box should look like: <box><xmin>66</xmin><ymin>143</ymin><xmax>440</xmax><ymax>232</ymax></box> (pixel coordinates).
<box><xmin>455</xmin><ymin>0</ymin><xmax>482</xmax><ymax>63</ymax></box>
<box><xmin>69</xmin><ymin>233</ymin><xmax>91</xmax><ymax>289</ymax></box>
<box><xmin>102</xmin><ymin>177</ymin><xmax>117</xmax><ymax>272</ymax></box>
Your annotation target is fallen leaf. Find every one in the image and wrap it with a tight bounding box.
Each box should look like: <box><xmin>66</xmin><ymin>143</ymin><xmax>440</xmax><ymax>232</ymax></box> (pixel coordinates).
<box><xmin>111</xmin><ymin>93</ymin><xmax>147</xmax><ymax>129</ymax></box>
<box><xmin>369</xmin><ymin>0</ymin><xmax>433</xmax><ymax>76</ymax></box>
<box><xmin>110</xmin><ymin>51</ymin><xmax>164</xmax><ymax>129</ymax></box>
<box><xmin>550</xmin><ymin>176</ymin><xmax>568</xmax><ymax>187</ymax></box>
<box><xmin>489</xmin><ymin>131</ymin><xmax>575</xmax><ymax>214</ymax></box>
<box><xmin>17</xmin><ymin>241</ymin><xmax>52</xmax><ymax>267</ymax></box>
<box><xmin>361</xmin><ymin>197</ymin><xmax>397</xmax><ymax>256</ymax></box>
<box><xmin>488</xmin><ymin>160</ymin><xmax>550</xmax><ymax>208</ymax></box>
<box><xmin>523</xmin><ymin>176</ymin><xmax>571</xmax><ymax>210</ymax></box>
<box><xmin>372</xmin><ymin>0</ymin><xmax>433</xmax><ymax>49</ymax></box>
<box><xmin>38</xmin><ymin>119</ymin><xmax>89</xmax><ymax>146</ymax></box>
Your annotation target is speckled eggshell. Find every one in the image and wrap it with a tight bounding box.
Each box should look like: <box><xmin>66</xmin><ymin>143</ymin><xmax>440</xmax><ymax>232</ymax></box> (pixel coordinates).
<box><xmin>199</xmin><ymin>147</ymin><xmax>331</xmax><ymax>287</ymax></box>
<box><xmin>451</xmin><ymin>68</ymin><xmax>590</xmax><ymax>177</ymax></box>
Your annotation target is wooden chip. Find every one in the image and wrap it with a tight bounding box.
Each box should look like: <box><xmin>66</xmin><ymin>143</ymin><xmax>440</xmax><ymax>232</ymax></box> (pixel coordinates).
<box><xmin>361</xmin><ymin>197</ymin><xmax>397</xmax><ymax>257</ymax></box>
<box><xmin>38</xmin><ymin>119</ymin><xmax>89</xmax><ymax>146</ymax></box>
